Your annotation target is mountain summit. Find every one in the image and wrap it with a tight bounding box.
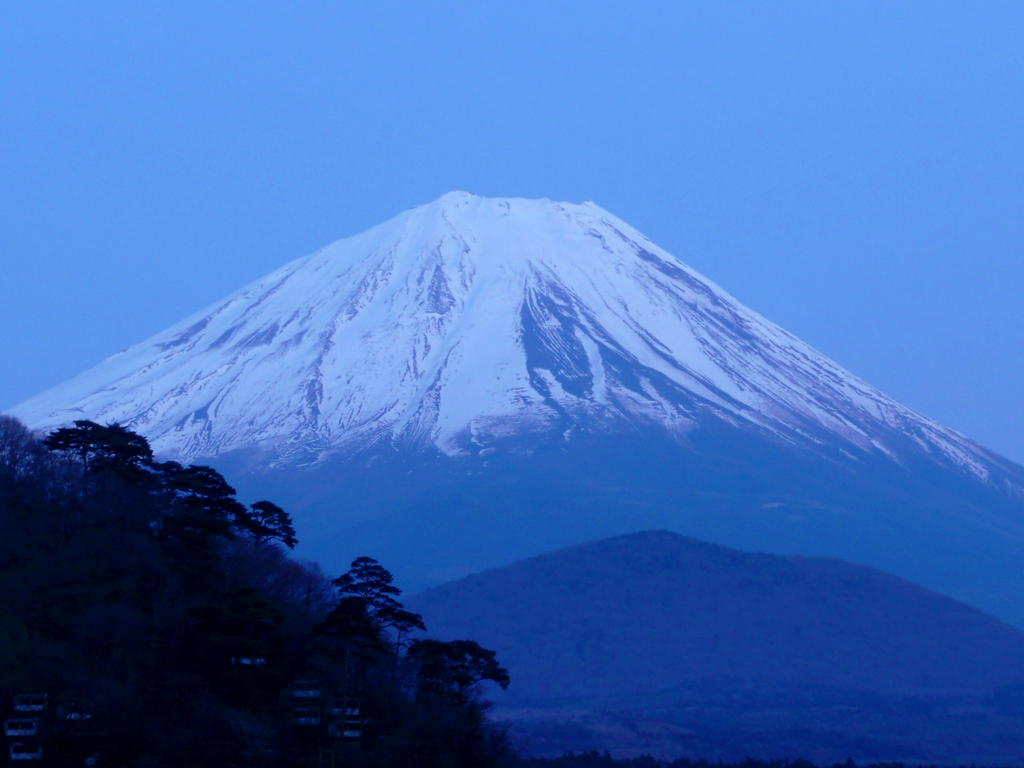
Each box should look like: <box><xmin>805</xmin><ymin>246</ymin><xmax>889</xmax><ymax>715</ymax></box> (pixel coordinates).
<box><xmin>10</xmin><ymin>193</ymin><xmax>1024</xmax><ymax>624</ymax></box>
<box><xmin>11</xmin><ymin>192</ymin><xmax>1020</xmax><ymax>484</ymax></box>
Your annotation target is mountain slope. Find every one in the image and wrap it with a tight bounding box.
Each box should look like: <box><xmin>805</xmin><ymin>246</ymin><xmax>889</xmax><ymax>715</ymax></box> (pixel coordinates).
<box><xmin>11</xmin><ymin>192</ymin><xmax>1021</xmax><ymax>490</ymax></box>
<box><xmin>411</xmin><ymin>531</ymin><xmax>1024</xmax><ymax>697</ymax></box>
<box><xmin>9</xmin><ymin>192</ymin><xmax>1024</xmax><ymax>624</ymax></box>
<box><xmin>408</xmin><ymin>531</ymin><xmax>1024</xmax><ymax>762</ymax></box>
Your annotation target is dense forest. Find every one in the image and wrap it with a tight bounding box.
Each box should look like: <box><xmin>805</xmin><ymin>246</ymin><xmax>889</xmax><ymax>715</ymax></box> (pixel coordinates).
<box><xmin>0</xmin><ymin>416</ymin><xmax>512</xmax><ymax>767</ymax></box>
<box><xmin>515</xmin><ymin>757</ymin><xmax>936</xmax><ymax>768</ymax></box>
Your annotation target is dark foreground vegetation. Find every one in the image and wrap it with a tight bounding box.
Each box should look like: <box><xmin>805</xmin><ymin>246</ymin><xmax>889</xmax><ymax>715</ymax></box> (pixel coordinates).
<box><xmin>512</xmin><ymin>757</ymin><xmax>995</xmax><ymax>768</ymax></box>
<box><xmin>0</xmin><ymin>416</ymin><xmax>511</xmax><ymax>767</ymax></box>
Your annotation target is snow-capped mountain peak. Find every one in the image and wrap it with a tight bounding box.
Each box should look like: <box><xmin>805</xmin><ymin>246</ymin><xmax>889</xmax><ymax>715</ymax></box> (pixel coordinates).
<box><xmin>9</xmin><ymin>192</ymin><xmax>1018</xmax><ymax>489</ymax></box>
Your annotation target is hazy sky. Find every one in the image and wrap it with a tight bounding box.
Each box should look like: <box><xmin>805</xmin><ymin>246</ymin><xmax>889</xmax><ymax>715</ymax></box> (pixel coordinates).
<box><xmin>2</xmin><ymin>2</ymin><xmax>1022</xmax><ymax>462</ymax></box>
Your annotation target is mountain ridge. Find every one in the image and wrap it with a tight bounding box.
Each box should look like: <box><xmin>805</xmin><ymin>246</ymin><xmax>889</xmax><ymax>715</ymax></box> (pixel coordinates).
<box><xmin>407</xmin><ymin>530</ymin><xmax>1024</xmax><ymax>762</ymax></box>
<box><xmin>410</xmin><ymin>529</ymin><xmax>1024</xmax><ymax>696</ymax></box>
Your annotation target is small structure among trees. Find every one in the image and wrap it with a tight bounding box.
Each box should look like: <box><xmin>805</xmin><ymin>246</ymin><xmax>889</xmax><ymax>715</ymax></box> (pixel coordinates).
<box><xmin>11</xmin><ymin>695</ymin><xmax>47</xmax><ymax>714</ymax></box>
<box><xmin>3</xmin><ymin>719</ymin><xmax>39</xmax><ymax>738</ymax></box>
<box><xmin>8</xmin><ymin>741</ymin><xmax>44</xmax><ymax>761</ymax></box>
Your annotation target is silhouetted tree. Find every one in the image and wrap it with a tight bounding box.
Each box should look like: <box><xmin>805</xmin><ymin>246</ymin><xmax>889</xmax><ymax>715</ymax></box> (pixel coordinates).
<box><xmin>0</xmin><ymin>415</ymin><xmax>47</xmax><ymax>484</ymax></box>
<box><xmin>43</xmin><ymin>419</ymin><xmax>153</xmax><ymax>481</ymax></box>
<box><xmin>245</xmin><ymin>499</ymin><xmax>298</xmax><ymax>548</ymax></box>
<box><xmin>333</xmin><ymin>556</ymin><xmax>426</xmax><ymax>640</ymax></box>
<box><xmin>157</xmin><ymin>461</ymin><xmax>247</xmax><ymax>540</ymax></box>
<box><xmin>408</xmin><ymin>639</ymin><xmax>510</xmax><ymax>706</ymax></box>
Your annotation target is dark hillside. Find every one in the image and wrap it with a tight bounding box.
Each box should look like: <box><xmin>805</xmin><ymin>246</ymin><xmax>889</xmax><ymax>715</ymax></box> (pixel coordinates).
<box><xmin>410</xmin><ymin>531</ymin><xmax>1024</xmax><ymax>762</ymax></box>
<box><xmin>0</xmin><ymin>416</ymin><xmax>510</xmax><ymax>767</ymax></box>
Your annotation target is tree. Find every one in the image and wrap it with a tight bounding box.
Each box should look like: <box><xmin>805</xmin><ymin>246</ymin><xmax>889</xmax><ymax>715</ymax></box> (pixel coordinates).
<box><xmin>0</xmin><ymin>416</ymin><xmax>55</xmax><ymax>531</ymax></box>
<box><xmin>316</xmin><ymin>595</ymin><xmax>387</xmax><ymax>651</ymax></box>
<box><xmin>407</xmin><ymin>639</ymin><xmax>510</xmax><ymax>705</ymax></box>
<box><xmin>315</xmin><ymin>557</ymin><xmax>426</xmax><ymax>703</ymax></box>
<box><xmin>243</xmin><ymin>500</ymin><xmax>298</xmax><ymax>549</ymax></box>
<box><xmin>157</xmin><ymin>462</ymin><xmax>248</xmax><ymax>541</ymax></box>
<box><xmin>332</xmin><ymin>556</ymin><xmax>425</xmax><ymax>639</ymax></box>
<box><xmin>0</xmin><ymin>415</ymin><xmax>47</xmax><ymax>484</ymax></box>
<box><xmin>406</xmin><ymin>639</ymin><xmax>512</xmax><ymax>767</ymax></box>
<box><xmin>43</xmin><ymin>420</ymin><xmax>153</xmax><ymax>480</ymax></box>
<box><xmin>191</xmin><ymin>586</ymin><xmax>285</xmax><ymax>663</ymax></box>
<box><xmin>0</xmin><ymin>615</ymin><xmax>29</xmax><ymax>687</ymax></box>
<box><xmin>189</xmin><ymin>586</ymin><xmax>287</xmax><ymax>707</ymax></box>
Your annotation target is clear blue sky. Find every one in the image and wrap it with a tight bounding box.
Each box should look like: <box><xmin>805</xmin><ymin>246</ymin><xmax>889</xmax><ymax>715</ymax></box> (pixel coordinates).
<box><xmin>2</xmin><ymin>2</ymin><xmax>1022</xmax><ymax>462</ymax></box>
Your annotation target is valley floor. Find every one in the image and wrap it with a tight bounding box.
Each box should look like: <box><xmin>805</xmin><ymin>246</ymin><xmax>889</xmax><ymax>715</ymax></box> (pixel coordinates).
<box><xmin>497</xmin><ymin>688</ymin><xmax>1024</xmax><ymax>765</ymax></box>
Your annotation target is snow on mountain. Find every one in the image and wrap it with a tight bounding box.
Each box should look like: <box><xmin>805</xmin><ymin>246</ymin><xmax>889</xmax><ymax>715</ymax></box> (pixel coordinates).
<box><xmin>9</xmin><ymin>192</ymin><xmax>1016</xmax><ymax>490</ymax></box>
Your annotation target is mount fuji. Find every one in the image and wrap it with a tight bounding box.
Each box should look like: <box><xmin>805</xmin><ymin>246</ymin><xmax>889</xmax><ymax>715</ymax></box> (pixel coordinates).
<box><xmin>11</xmin><ymin>192</ymin><xmax>1024</xmax><ymax>623</ymax></box>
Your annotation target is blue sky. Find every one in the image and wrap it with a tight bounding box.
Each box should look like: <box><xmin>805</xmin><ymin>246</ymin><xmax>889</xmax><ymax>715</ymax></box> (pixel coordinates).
<box><xmin>2</xmin><ymin>2</ymin><xmax>1022</xmax><ymax>462</ymax></box>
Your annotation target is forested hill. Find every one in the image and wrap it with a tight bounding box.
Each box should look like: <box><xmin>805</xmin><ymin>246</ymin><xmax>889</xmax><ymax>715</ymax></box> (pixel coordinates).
<box><xmin>409</xmin><ymin>531</ymin><xmax>1024</xmax><ymax>762</ymax></box>
<box><xmin>0</xmin><ymin>416</ymin><xmax>511</xmax><ymax>767</ymax></box>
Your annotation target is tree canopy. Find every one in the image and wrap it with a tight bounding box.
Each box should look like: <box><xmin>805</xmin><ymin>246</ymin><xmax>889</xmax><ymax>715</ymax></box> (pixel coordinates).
<box><xmin>0</xmin><ymin>418</ymin><xmax>510</xmax><ymax>767</ymax></box>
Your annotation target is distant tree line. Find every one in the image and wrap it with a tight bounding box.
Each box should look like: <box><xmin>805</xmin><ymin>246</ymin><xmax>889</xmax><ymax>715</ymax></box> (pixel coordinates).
<box><xmin>513</xmin><ymin>756</ymin><xmax>942</xmax><ymax>768</ymax></box>
<box><xmin>0</xmin><ymin>416</ymin><xmax>511</xmax><ymax>767</ymax></box>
